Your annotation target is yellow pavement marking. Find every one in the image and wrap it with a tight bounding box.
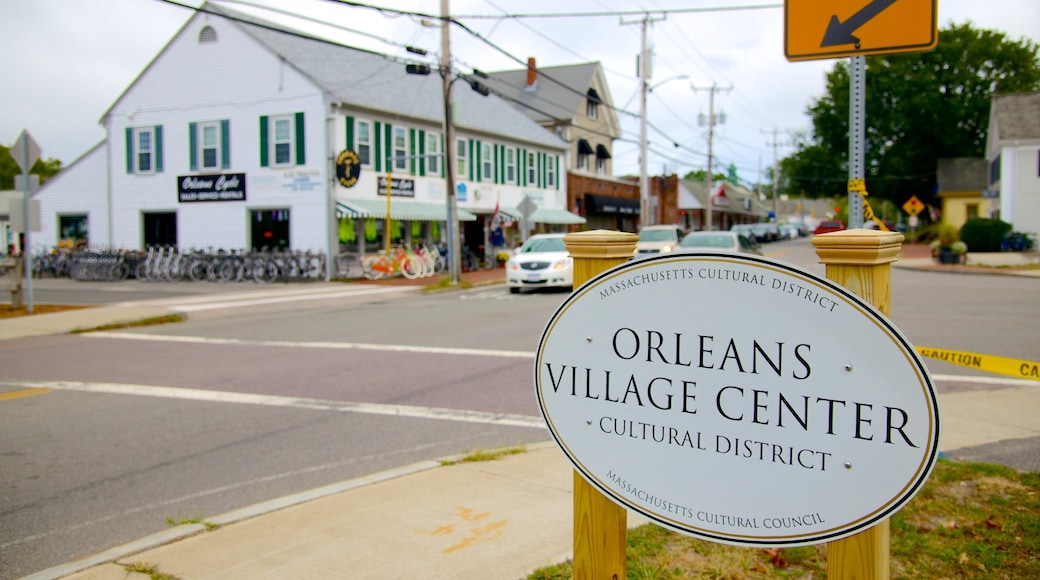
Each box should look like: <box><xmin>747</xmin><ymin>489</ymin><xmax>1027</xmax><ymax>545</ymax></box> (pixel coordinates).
<box><xmin>0</xmin><ymin>387</ymin><xmax>52</xmax><ymax>401</ymax></box>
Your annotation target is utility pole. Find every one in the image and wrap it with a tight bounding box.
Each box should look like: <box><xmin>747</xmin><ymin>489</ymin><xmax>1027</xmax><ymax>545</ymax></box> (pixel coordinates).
<box><xmin>621</xmin><ymin>13</ymin><xmax>665</xmax><ymax>230</ymax></box>
<box><xmin>692</xmin><ymin>83</ymin><xmax>730</xmax><ymax>231</ymax></box>
<box><xmin>762</xmin><ymin>127</ymin><xmax>790</xmax><ymax>223</ymax></box>
<box><xmin>440</xmin><ymin>0</ymin><xmax>461</xmax><ymax>284</ymax></box>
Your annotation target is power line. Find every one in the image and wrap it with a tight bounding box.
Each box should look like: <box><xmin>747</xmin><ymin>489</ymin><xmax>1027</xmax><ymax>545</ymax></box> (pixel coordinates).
<box><xmin>452</xmin><ymin>4</ymin><xmax>783</xmax><ymax>19</ymax></box>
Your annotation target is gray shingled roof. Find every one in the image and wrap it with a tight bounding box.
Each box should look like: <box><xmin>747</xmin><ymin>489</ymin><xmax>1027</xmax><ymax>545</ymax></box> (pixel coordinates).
<box><xmin>936</xmin><ymin>158</ymin><xmax>986</xmax><ymax>192</ymax></box>
<box><xmin>990</xmin><ymin>92</ymin><xmax>1040</xmax><ymax>141</ymax></box>
<box><xmin>484</xmin><ymin>62</ymin><xmax>602</xmax><ymax>125</ymax></box>
<box><xmin>207</xmin><ymin>3</ymin><xmax>566</xmax><ymax>151</ymax></box>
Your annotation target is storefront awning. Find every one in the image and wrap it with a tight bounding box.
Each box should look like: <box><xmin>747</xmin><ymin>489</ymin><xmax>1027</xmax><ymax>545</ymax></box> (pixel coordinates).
<box><xmin>584</xmin><ymin>193</ymin><xmax>640</xmax><ymax>215</ymax></box>
<box><xmin>336</xmin><ymin>198</ymin><xmax>477</xmax><ymax>221</ymax></box>
<box><xmin>577</xmin><ymin>139</ymin><xmax>594</xmax><ymax>155</ymax></box>
<box><xmin>595</xmin><ymin>144</ymin><xmax>611</xmax><ymax>159</ymax></box>
<box><xmin>497</xmin><ymin>206</ymin><xmax>586</xmax><ymax>225</ymax></box>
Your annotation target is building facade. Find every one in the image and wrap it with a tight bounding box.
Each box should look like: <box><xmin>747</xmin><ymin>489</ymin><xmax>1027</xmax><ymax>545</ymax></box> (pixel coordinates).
<box><xmin>33</xmin><ymin>3</ymin><xmax>573</xmax><ymax>270</ymax></box>
<box><xmin>986</xmin><ymin>92</ymin><xmax>1040</xmax><ymax>235</ymax></box>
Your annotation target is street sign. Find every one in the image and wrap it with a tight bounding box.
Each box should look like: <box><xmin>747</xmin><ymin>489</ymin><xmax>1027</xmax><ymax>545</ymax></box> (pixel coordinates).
<box><xmin>902</xmin><ymin>195</ymin><xmax>925</xmax><ymax>216</ymax></box>
<box><xmin>537</xmin><ymin>253</ymin><xmax>940</xmax><ymax>547</ymax></box>
<box><xmin>785</xmin><ymin>0</ymin><xmax>938</xmax><ymax>62</ymax></box>
<box><xmin>10</xmin><ymin>130</ymin><xmax>41</xmax><ymax>172</ymax></box>
<box><xmin>517</xmin><ymin>195</ymin><xmax>538</xmax><ymax>220</ymax></box>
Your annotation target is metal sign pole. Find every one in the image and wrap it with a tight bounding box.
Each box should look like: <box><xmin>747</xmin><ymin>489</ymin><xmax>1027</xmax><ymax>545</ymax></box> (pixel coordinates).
<box><xmin>848</xmin><ymin>56</ymin><xmax>866</xmax><ymax>229</ymax></box>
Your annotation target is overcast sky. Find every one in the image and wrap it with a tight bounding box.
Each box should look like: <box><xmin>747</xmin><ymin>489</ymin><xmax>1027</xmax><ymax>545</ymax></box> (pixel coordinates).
<box><xmin>2</xmin><ymin>0</ymin><xmax>1038</xmax><ymax>187</ymax></box>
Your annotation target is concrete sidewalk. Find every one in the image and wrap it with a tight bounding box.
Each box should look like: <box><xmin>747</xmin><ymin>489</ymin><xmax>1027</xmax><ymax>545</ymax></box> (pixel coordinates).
<box><xmin>31</xmin><ymin>380</ymin><xmax>1040</xmax><ymax>580</ymax></box>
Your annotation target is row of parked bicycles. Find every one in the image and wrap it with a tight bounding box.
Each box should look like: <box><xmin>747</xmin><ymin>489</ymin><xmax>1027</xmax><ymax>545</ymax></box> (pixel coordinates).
<box><xmin>26</xmin><ymin>243</ymin><xmax>498</xmax><ymax>284</ymax></box>
<box><xmin>31</xmin><ymin>247</ymin><xmax>329</xmax><ymax>283</ymax></box>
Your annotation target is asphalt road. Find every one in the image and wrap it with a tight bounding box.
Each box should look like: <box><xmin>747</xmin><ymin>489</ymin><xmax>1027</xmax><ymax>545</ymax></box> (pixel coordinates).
<box><xmin>1</xmin><ymin>237</ymin><xmax>1037</xmax><ymax>578</ymax></box>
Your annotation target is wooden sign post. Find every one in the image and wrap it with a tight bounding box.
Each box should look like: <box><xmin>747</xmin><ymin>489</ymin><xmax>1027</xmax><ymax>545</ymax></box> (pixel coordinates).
<box><xmin>563</xmin><ymin>230</ymin><xmax>638</xmax><ymax>580</ymax></box>
<box><xmin>814</xmin><ymin>227</ymin><xmax>904</xmax><ymax>579</ymax></box>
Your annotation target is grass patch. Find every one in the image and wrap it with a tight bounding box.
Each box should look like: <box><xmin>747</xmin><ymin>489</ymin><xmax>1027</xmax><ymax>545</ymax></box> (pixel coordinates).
<box><xmin>0</xmin><ymin>304</ymin><xmax>93</xmax><ymax>319</ymax></box>
<box><xmin>164</xmin><ymin>511</ymin><xmax>221</xmax><ymax>531</ymax></box>
<box><xmin>69</xmin><ymin>313</ymin><xmax>186</xmax><ymax>333</ymax></box>
<box><xmin>528</xmin><ymin>459</ymin><xmax>1040</xmax><ymax>579</ymax></box>
<box><xmin>122</xmin><ymin>562</ymin><xmax>183</xmax><ymax>580</ymax></box>
<box><xmin>440</xmin><ymin>446</ymin><xmax>527</xmax><ymax>466</ymax></box>
<box><xmin>422</xmin><ymin>276</ymin><xmax>473</xmax><ymax>292</ymax></box>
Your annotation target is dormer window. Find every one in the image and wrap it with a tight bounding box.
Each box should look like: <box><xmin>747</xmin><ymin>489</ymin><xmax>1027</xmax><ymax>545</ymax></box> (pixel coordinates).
<box><xmin>586</xmin><ymin>88</ymin><xmax>601</xmax><ymax>120</ymax></box>
<box><xmin>199</xmin><ymin>26</ymin><xmax>217</xmax><ymax>44</ymax></box>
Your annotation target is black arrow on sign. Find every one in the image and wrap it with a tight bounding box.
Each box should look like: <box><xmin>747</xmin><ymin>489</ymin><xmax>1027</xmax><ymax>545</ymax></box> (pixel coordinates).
<box><xmin>820</xmin><ymin>0</ymin><xmax>900</xmax><ymax>47</ymax></box>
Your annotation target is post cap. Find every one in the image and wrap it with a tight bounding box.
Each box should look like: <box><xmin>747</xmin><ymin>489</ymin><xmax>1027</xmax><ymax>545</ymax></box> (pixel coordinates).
<box><xmin>564</xmin><ymin>230</ymin><xmax>639</xmax><ymax>259</ymax></box>
<box><xmin>812</xmin><ymin>228</ymin><xmax>905</xmax><ymax>265</ymax></box>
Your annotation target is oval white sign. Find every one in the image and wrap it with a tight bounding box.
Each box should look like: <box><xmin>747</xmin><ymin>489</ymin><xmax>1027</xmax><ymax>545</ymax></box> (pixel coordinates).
<box><xmin>535</xmin><ymin>253</ymin><xmax>940</xmax><ymax>547</ymax></box>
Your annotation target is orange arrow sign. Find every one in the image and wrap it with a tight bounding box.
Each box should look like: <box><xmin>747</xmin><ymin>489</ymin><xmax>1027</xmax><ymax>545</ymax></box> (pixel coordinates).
<box><xmin>785</xmin><ymin>0</ymin><xmax>937</xmax><ymax>62</ymax></box>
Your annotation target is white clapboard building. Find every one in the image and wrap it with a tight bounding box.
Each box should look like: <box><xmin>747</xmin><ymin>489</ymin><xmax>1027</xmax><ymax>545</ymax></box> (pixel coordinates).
<box><xmin>33</xmin><ymin>2</ymin><xmax>576</xmax><ymax>267</ymax></box>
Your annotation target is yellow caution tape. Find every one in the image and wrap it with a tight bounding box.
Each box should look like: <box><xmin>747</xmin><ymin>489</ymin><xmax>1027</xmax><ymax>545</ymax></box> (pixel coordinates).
<box><xmin>916</xmin><ymin>347</ymin><xmax>1040</xmax><ymax>381</ymax></box>
<box><xmin>846</xmin><ymin>179</ymin><xmax>890</xmax><ymax>231</ymax></box>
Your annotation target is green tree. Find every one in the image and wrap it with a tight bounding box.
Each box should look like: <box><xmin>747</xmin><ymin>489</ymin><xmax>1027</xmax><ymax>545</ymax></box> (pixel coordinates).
<box><xmin>781</xmin><ymin>22</ymin><xmax>1040</xmax><ymax>209</ymax></box>
<box><xmin>0</xmin><ymin>144</ymin><xmax>63</xmax><ymax>190</ymax></box>
<box><xmin>681</xmin><ymin>169</ymin><xmax>727</xmax><ymax>183</ymax></box>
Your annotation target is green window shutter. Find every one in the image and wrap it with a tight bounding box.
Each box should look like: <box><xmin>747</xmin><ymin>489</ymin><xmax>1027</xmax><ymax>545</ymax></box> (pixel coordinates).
<box><xmin>555</xmin><ymin>155</ymin><xmax>560</xmax><ymax>190</ymax></box>
<box><xmin>125</xmin><ymin>127</ymin><xmax>133</xmax><ymax>173</ymax></box>
<box><xmin>418</xmin><ymin>130</ymin><xmax>426</xmax><ymax>177</ymax></box>
<box><xmin>494</xmin><ymin>144</ymin><xmax>500</xmax><ymax>184</ymax></box>
<box><xmin>374</xmin><ymin>121</ymin><xmax>382</xmax><ymax>172</ymax></box>
<box><xmin>221</xmin><ymin>119</ymin><xmax>230</xmax><ymax>169</ymax></box>
<box><xmin>154</xmin><ymin>125</ymin><xmax>164</xmax><ymax>173</ymax></box>
<box><xmin>409</xmin><ymin>128</ymin><xmax>416</xmax><ymax>175</ymax></box>
<box><xmin>294</xmin><ymin>112</ymin><xmax>305</xmax><ymax>165</ymax></box>
<box><xmin>469</xmin><ymin>139</ymin><xmax>475</xmax><ymax>181</ymax></box>
<box><xmin>346</xmin><ymin>116</ymin><xmax>355</xmax><ymax>150</ymax></box>
<box><xmin>441</xmin><ymin>134</ymin><xmax>445</xmax><ymax>177</ymax></box>
<box><xmin>259</xmin><ymin>116</ymin><xmax>269</xmax><ymax>167</ymax></box>
<box><xmin>475</xmin><ymin>140</ymin><xmax>482</xmax><ymax>182</ymax></box>
<box><xmin>521</xmin><ymin>148</ymin><xmax>527</xmax><ymax>186</ymax></box>
<box><xmin>541</xmin><ymin>153</ymin><xmax>546</xmax><ymax>188</ymax></box>
<box><xmin>384</xmin><ymin>123</ymin><xmax>392</xmax><ymax>169</ymax></box>
<box><xmin>189</xmin><ymin>122</ymin><xmax>198</xmax><ymax>171</ymax></box>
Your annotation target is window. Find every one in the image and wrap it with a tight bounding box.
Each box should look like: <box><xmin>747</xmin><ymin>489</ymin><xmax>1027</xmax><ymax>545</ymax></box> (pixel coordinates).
<box><xmin>596</xmin><ymin>155</ymin><xmax>607</xmax><ymax>174</ymax></box>
<box><xmin>260</xmin><ymin>113</ymin><xmax>305</xmax><ymax>168</ymax></box>
<box><xmin>586</xmin><ymin>88</ymin><xmax>601</xmax><ymax>120</ymax></box>
<box><xmin>357</xmin><ymin>120</ymin><xmax>372</xmax><ymax>166</ymax></box>
<box><xmin>482</xmin><ymin>143</ymin><xmax>493</xmax><ymax>181</ymax></box>
<box><xmin>577</xmin><ymin>152</ymin><xmax>588</xmax><ymax>170</ymax></box>
<box><xmin>126</xmin><ymin>126</ymin><xmax>163</xmax><ymax>174</ymax></box>
<box><xmin>425</xmin><ymin>132</ymin><xmax>440</xmax><ymax>175</ymax></box>
<box><xmin>392</xmin><ymin>127</ymin><xmax>408</xmax><ymax>171</ymax></box>
<box><xmin>527</xmin><ymin>151</ymin><xmax>536</xmax><ymax>185</ymax></box>
<box><xmin>273</xmin><ymin>116</ymin><xmax>293</xmax><ymax>166</ymax></box>
<box><xmin>506</xmin><ymin>148</ymin><xmax>516</xmax><ymax>183</ymax></box>
<box><xmin>456</xmin><ymin>138</ymin><xmax>468</xmax><ymax>180</ymax></box>
<box><xmin>546</xmin><ymin>155</ymin><xmax>556</xmax><ymax>188</ymax></box>
<box><xmin>966</xmin><ymin>203</ymin><xmax>979</xmax><ymax>220</ymax></box>
<box><xmin>989</xmin><ymin>156</ymin><xmax>1000</xmax><ymax>184</ymax></box>
<box><xmin>59</xmin><ymin>215</ymin><xmax>88</xmax><ymax>248</ymax></box>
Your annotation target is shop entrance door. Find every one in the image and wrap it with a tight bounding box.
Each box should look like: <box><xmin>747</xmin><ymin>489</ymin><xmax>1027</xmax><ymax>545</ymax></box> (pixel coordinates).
<box><xmin>251</xmin><ymin>209</ymin><xmax>290</xmax><ymax>251</ymax></box>
<box><xmin>142</xmin><ymin>212</ymin><xmax>177</xmax><ymax>248</ymax></box>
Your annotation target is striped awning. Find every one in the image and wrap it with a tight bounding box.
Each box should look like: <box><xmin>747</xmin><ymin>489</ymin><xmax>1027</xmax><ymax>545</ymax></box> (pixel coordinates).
<box><xmin>498</xmin><ymin>206</ymin><xmax>586</xmax><ymax>225</ymax></box>
<box><xmin>336</xmin><ymin>198</ymin><xmax>477</xmax><ymax>221</ymax></box>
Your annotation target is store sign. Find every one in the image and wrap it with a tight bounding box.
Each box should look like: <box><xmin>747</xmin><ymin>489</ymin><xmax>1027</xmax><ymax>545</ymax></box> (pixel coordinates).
<box><xmin>378</xmin><ymin>175</ymin><xmax>416</xmax><ymax>197</ymax></box>
<box><xmin>336</xmin><ymin>149</ymin><xmax>362</xmax><ymax>188</ymax></box>
<box><xmin>536</xmin><ymin>253</ymin><xmax>940</xmax><ymax>547</ymax></box>
<box><xmin>178</xmin><ymin>173</ymin><xmax>246</xmax><ymax>202</ymax></box>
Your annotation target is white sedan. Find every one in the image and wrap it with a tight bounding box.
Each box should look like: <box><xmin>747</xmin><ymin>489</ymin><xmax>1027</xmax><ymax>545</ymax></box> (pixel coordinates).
<box><xmin>506</xmin><ymin>233</ymin><xmax>573</xmax><ymax>294</ymax></box>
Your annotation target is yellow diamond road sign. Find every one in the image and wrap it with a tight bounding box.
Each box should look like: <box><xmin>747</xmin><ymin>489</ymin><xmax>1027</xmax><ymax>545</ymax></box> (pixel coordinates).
<box><xmin>903</xmin><ymin>195</ymin><xmax>925</xmax><ymax>216</ymax></box>
<box><xmin>785</xmin><ymin>0</ymin><xmax>937</xmax><ymax>62</ymax></box>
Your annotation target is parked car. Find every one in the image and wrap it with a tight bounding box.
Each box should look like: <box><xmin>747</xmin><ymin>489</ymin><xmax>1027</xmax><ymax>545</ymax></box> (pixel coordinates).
<box><xmin>751</xmin><ymin>222</ymin><xmax>781</xmax><ymax>243</ymax></box>
<box><xmin>674</xmin><ymin>231</ymin><xmax>762</xmax><ymax>255</ymax></box>
<box><xmin>729</xmin><ymin>224</ymin><xmax>758</xmax><ymax>242</ymax></box>
<box><xmin>779</xmin><ymin>223</ymin><xmax>807</xmax><ymax>239</ymax></box>
<box><xmin>636</xmin><ymin>225</ymin><xmax>685</xmax><ymax>254</ymax></box>
<box><xmin>813</xmin><ymin>220</ymin><xmax>846</xmax><ymax>235</ymax></box>
<box><xmin>505</xmin><ymin>233</ymin><xmax>573</xmax><ymax>294</ymax></box>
